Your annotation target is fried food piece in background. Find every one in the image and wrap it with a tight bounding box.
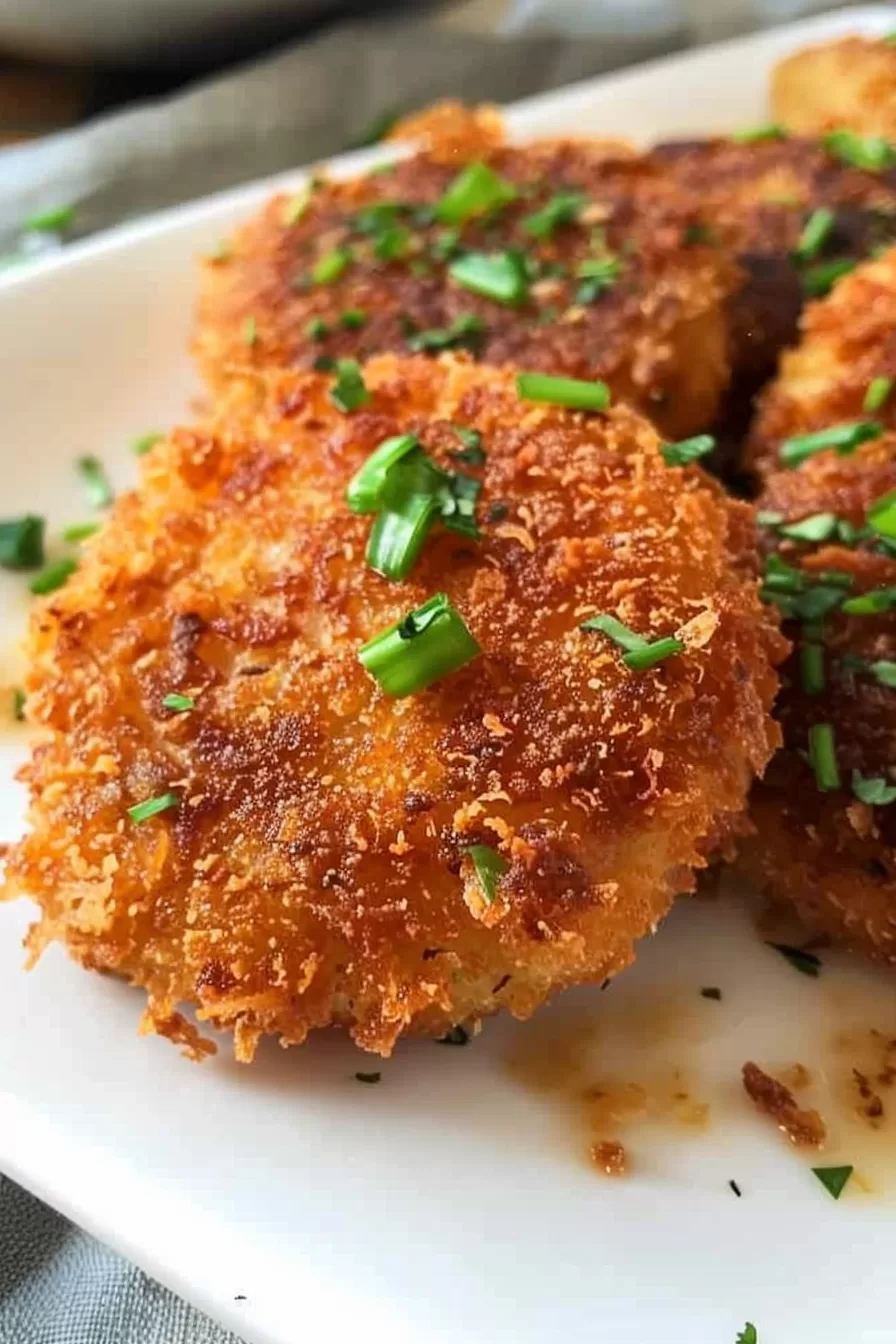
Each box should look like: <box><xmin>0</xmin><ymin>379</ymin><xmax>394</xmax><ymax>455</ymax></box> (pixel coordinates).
<box><xmin>196</xmin><ymin>126</ymin><xmax>736</xmax><ymax>440</ymax></box>
<box><xmin>385</xmin><ymin>99</ymin><xmax>506</xmax><ymax>160</ymax></box>
<box><xmin>742</xmin><ymin>439</ymin><xmax>896</xmax><ymax>963</ymax></box>
<box><xmin>649</xmin><ymin>134</ymin><xmax>896</xmax><ymax>388</ymax></box>
<box><xmin>747</xmin><ymin>246</ymin><xmax>896</xmax><ymax>478</ymax></box>
<box><xmin>3</xmin><ymin>355</ymin><xmax>784</xmax><ymax>1061</ymax></box>
<box><xmin>772</xmin><ymin>34</ymin><xmax>896</xmax><ymax>141</ymax></box>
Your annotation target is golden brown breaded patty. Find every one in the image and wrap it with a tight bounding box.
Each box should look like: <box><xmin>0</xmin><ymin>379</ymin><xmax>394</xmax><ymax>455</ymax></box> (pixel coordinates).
<box><xmin>742</xmin><ymin>442</ymin><xmax>896</xmax><ymax>962</ymax></box>
<box><xmin>649</xmin><ymin>135</ymin><xmax>896</xmax><ymax>381</ymax></box>
<box><xmin>748</xmin><ymin>247</ymin><xmax>896</xmax><ymax>477</ymax></box>
<box><xmin>195</xmin><ymin>135</ymin><xmax>736</xmax><ymax>440</ymax></box>
<box><xmin>772</xmin><ymin>36</ymin><xmax>896</xmax><ymax>140</ymax></box>
<box><xmin>3</xmin><ymin>355</ymin><xmax>784</xmax><ymax>1060</ymax></box>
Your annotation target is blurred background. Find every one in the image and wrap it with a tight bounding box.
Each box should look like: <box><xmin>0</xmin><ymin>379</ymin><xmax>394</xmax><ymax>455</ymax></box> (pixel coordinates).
<box><xmin>0</xmin><ymin>0</ymin><xmax>872</xmax><ymax>239</ymax></box>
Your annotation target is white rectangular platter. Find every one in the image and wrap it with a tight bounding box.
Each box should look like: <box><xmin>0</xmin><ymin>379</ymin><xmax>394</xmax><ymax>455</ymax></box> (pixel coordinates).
<box><xmin>2</xmin><ymin>9</ymin><xmax>896</xmax><ymax>1344</ymax></box>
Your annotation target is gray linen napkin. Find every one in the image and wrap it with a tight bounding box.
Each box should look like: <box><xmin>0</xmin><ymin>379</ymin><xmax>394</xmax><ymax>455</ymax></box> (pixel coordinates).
<box><xmin>0</xmin><ymin>11</ymin><xmax>686</xmax><ymax>239</ymax></box>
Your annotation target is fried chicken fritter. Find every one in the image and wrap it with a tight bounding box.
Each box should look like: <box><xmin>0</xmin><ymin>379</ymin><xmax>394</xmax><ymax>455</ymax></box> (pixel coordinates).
<box><xmin>772</xmin><ymin>35</ymin><xmax>896</xmax><ymax>141</ymax></box>
<box><xmin>748</xmin><ymin>246</ymin><xmax>896</xmax><ymax>477</ymax></box>
<box><xmin>3</xmin><ymin>355</ymin><xmax>783</xmax><ymax>1060</ymax></box>
<box><xmin>649</xmin><ymin>135</ymin><xmax>896</xmax><ymax>383</ymax></box>
<box><xmin>195</xmin><ymin>130</ymin><xmax>737</xmax><ymax>440</ymax></box>
<box><xmin>741</xmin><ymin>441</ymin><xmax>896</xmax><ymax>963</ymax></box>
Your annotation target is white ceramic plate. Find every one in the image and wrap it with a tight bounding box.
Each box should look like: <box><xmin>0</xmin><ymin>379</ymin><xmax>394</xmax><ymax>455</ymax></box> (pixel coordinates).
<box><xmin>2</xmin><ymin>9</ymin><xmax>896</xmax><ymax>1344</ymax></box>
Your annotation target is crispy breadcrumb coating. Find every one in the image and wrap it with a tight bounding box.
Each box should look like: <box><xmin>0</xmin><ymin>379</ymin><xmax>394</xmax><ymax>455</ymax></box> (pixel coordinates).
<box><xmin>3</xmin><ymin>355</ymin><xmax>783</xmax><ymax>1060</ymax></box>
<box><xmin>772</xmin><ymin>35</ymin><xmax>896</xmax><ymax>141</ymax></box>
<box><xmin>748</xmin><ymin>246</ymin><xmax>896</xmax><ymax>477</ymax></box>
<box><xmin>649</xmin><ymin>135</ymin><xmax>896</xmax><ymax>383</ymax></box>
<box><xmin>195</xmin><ymin>127</ymin><xmax>736</xmax><ymax>440</ymax></box>
<box><xmin>742</xmin><ymin>440</ymin><xmax>896</xmax><ymax>962</ymax></box>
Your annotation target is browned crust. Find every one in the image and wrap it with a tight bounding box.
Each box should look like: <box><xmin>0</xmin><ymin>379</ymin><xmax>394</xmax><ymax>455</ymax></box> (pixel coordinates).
<box><xmin>195</xmin><ymin>131</ymin><xmax>737</xmax><ymax>440</ymax></box>
<box><xmin>742</xmin><ymin>1061</ymin><xmax>826</xmax><ymax>1148</ymax></box>
<box><xmin>3</xmin><ymin>355</ymin><xmax>784</xmax><ymax>1059</ymax></box>
<box><xmin>740</xmin><ymin>444</ymin><xmax>896</xmax><ymax>963</ymax></box>
<box><xmin>386</xmin><ymin>100</ymin><xmax>506</xmax><ymax>160</ymax></box>
<box><xmin>648</xmin><ymin>136</ymin><xmax>896</xmax><ymax>382</ymax></box>
<box><xmin>748</xmin><ymin>247</ymin><xmax>896</xmax><ymax>476</ymax></box>
<box><xmin>772</xmin><ymin>35</ymin><xmax>896</xmax><ymax>140</ymax></box>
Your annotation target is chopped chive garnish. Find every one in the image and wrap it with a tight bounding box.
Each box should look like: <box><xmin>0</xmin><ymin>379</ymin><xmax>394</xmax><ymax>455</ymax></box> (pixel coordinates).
<box><xmin>339</xmin><ymin>308</ymin><xmax>367</xmax><ymax>330</ymax></box>
<box><xmin>794</xmin><ymin>207</ymin><xmax>835</xmax><ymax>262</ymax></box>
<box><xmin>522</xmin><ymin>191</ymin><xmax>585</xmax><ymax>239</ymax></box>
<box><xmin>361</xmin><ymin>448</ymin><xmax>482</xmax><ymax>577</ymax></box>
<box><xmin>282</xmin><ymin>187</ymin><xmax>311</xmax><ymax>226</ymax></box>
<box><xmin>662</xmin><ymin>434</ymin><xmax>715</xmax><ymax>467</ymax></box>
<box><xmin>809</xmin><ymin>722</ymin><xmax>840</xmax><ymax>791</ymax></box>
<box><xmin>575</xmin><ymin>255</ymin><xmax>623</xmax><ymax>303</ymax></box>
<box><xmin>779</xmin><ymin>512</ymin><xmax>838</xmax><ymax>542</ymax></box>
<box><xmin>731</xmin><ymin>123</ymin><xmax>785</xmax><ymax>143</ymax></box>
<box><xmin>162</xmin><ymin>693</ymin><xmax>195</xmax><ymax>712</ymax></box>
<box><xmin>76</xmin><ymin>455</ymin><xmax>114</xmax><ymax>510</ymax></box>
<box><xmin>373</xmin><ymin>225</ymin><xmax>411</xmax><ymax>261</ymax></box>
<box><xmin>824</xmin><ymin>128</ymin><xmax>896</xmax><ymax>172</ymax></box>
<box><xmin>842</xmin><ymin>585</ymin><xmax>896</xmax><ymax>614</ymax></box>
<box><xmin>623</xmin><ymin>637</ymin><xmax>684</xmax><ymax>671</ymax></box>
<box><xmin>802</xmin><ymin>258</ymin><xmax>856</xmax><ymax>297</ymax></box>
<box><xmin>243</xmin><ymin>315</ymin><xmax>258</xmax><ymax>347</ymax></box>
<box><xmin>22</xmin><ymin>204</ymin><xmax>75</xmax><ymax>233</ymax></box>
<box><xmin>438</xmin><ymin>1025</ymin><xmax>469</xmax><ymax>1046</ymax></box>
<box><xmin>305</xmin><ymin>317</ymin><xmax>329</xmax><ymax>340</ymax></box>
<box><xmin>580</xmin><ymin>613</ymin><xmax>646</xmax><ymax>652</ymax></box>
<box><xmin>0</xmin><ymin>515</ymin><xmax>45</xmax><ymax>570</ymax></box>
<box><xmin>127</xmin><ymin>791</ymin><xmax>179</xmax><ymax>824</ymax></box>
<box><xmin>869</xmin><ymin>658</ymin><xmax>896</xmax><ymax>687</ymax></box>
<box><xmin>581</xmin><ymin>614</ymin><xmax>683</xmax><ymax>671</ymax></box>
<box><xmin>779</xmin><ymin>420</ymin><xmax>882</xmax><ymax>467</ymax></box>
<box><xmin>517</xmin><ymin>372</ymin><xmax>610</xmax><ymax>411</ymax></box>
<box><xmin>801</xmin><ymin>643</ymin><xmax>825</xmax><ymax>694</ymax></box>
<box><xmin>366</xmin><ymin>493</ymin><xmax>441</xmax><ymax>581</ymax></box>
<box><xmin>430</xmin><ymin>228</ymin><xmax>462</xmax><ymax>262</ymax></box>
<box><xmin>133</xmin><ymin>432</ymin><xmax>163</xmax><ymax>456</ymax></box>
<box><xmin>761</xmin><ymin>560</ymin><xmax>853</xmax><ymax>621</ymax></box>
<box><xmin>351</xmin><ymin>202</ymin><xmax>403</xmax><ymax>234</ymax></box>
<box><xmin>28</xmin><ymin>557</ymin><xmax>77</xmax><ymax>595</ymax></box>
<box><xmin>406</xmin><ymin>313</ymin><xmax>485</xmax><ymax>353</ymax></box>
<box><xmin>812</xmin><ymin>1165</ymin><xmax>853</xmax><ymax>1200</ymax></box>
<box><xmin>347</xmin><ymin>434</ymin><xmax>419</xmax><ymax>513</ymax></box>
<box><xmin>449</xmin><ymin>426</ymin><xmax>485</xmax><ymax>464</ymax></box>
<box><xmin>355</xmin><ymin>1070</ymin><xmax>382</xmax><ymax>1084</ymax></box>
<box><xmin>701</xmin><ymin>987</ymin><xmax>722</xmax><ymax>1000</ymax></box>
<box><xmin>12</xmin><ymin>688</ymin><xmax>25</xmax><ymax>721</ymax></box>
<box><xmin>435</xmin><ymin>161</ymin><xmax>516</xmax><ymax>224</ymax></box>
<box><xmin>448</xmin><ymin>251</ymin><xmax>528</xmax><ymax>305</ymax></box>
<box><xmin>768</xmin><ymin>942</ymin><xmax>821</xmax><ymax>977</ymax></box>
<box><xmin>735</xmin><ymin>1325</ymin><xmax>758</xmax><ymax>1344</ymax></box>
<box><xmin>864</xmin><ymin>375</ymin><xmax>893</xmax><ymax>413</ymax></box>
<box><xmin>868</xmin><ymin>488</ymin><xmax>896</xmax><ymax>540</ymax></box>
<box><xmin>329</xmin><ymin>358</ymin><xmax>369</xmax><ymax>413</ymax></box>
<box><xmin>852</xmin><ymin>770</ymin><xmax>896</xmax><ymax>806</ymax></box>
<box><xmin>312</xmin><ymin>355</ymin><xmax>336</xmax><ymax>372</ymax></box>
<box><xmin>359</xmin><ymin>592</ymin><xmax>480</xmax><ymax>697</ymax></box>
<box><xmin>312</xmin><ymin>246</ymin><xmax>353</xmax><ymax>285</ymax></box>
<box><xmin>62</xmin><ymin>522</ymin><xmax>100</xmax><ymax>543</ymax></box>
<box><xmin>467</xmin><ymin>844</ymin><xmax>509</xmax><ymax>904</ymax></box>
